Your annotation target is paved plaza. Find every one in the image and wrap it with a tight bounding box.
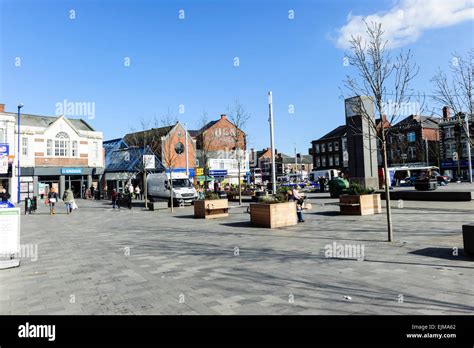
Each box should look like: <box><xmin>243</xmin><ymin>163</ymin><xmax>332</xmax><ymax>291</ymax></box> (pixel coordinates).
<box><xmin>1</xmin><ymin>193</ymin><xmax>473</xmax><ymax>315</ymax></box>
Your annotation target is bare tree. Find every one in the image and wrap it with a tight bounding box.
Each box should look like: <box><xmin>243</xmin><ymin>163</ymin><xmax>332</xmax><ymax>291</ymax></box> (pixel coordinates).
<box><xmin>196</xmin><ymin>111</ymin><xmax>218</xmax><ymax>191</ymax></box>
<box><xmin>159</xmin><ymin>111</ymin><xmax>181</xmax><ymax>213</ymax></box>
<box><xmin>432</xmin><ymin>51</ymin><xmax>473</xmax><ymax>181</ymax></box>
<box><xmin>343</xmin><ymin>21</ymin><xmax>419</xmax><ymax>242</ymax></box>
<box><xmin>432</xmin><ymin>51</ymin><xmax>474</xmax><ymax>120</ymax></box>
<box><xmin>126</xmin><ymin>116</ymin><xmax>161</xmax><ymax>208</ymax></box>
<box><xmin>227</xmin><ymin>100</ymin><xmax>250</xmax><ymax>206</ymax></box>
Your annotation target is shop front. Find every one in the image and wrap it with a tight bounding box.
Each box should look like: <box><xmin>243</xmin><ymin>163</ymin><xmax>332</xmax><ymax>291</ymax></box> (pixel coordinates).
<box><xmin>19</xmin><ymin>167</ymin><xmax>103</xmax><ymax>201</ymax></box>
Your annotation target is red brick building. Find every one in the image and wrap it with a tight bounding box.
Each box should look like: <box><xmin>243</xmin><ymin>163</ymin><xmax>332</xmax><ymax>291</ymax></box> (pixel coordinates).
<box><xmin>125</xmin><ymin>122</ymin><xmax>196</xmax><ymax>177</ymax></box>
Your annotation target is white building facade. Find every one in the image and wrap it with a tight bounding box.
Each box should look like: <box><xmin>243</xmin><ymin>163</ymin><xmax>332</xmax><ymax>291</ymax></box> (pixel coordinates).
<box><xmin>0</xmin><ymin>104</ymin><xmax>104</xmax><ymax>203</ymax></box>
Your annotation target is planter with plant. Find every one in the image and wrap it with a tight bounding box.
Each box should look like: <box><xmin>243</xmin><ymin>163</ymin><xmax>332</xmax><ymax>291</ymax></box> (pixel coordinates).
<box><xmin>339</xmin><ymin>183</ymin><xmax>381</xmax><ymax>215</ymax></box>
<box><xmin>249</xmin><ymin>189</ymin><xmax>297</xmax><ymax>228</ymax></box>
<box><xmin>194</xmin><ymin>192</ymin><xmax>229</xmax><ymax>219</ymax></box>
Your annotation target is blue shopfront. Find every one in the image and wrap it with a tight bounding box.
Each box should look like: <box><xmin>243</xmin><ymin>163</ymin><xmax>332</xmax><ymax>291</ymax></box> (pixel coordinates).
<box><xmin>441</xmin><ymin>160</ymin><xmax>474</xmax><ymax>181</ymax></box>
<box><xmin>20</xmin><ymin>166</ymin><xmax>103</xmax><ymax>200</ymax></box>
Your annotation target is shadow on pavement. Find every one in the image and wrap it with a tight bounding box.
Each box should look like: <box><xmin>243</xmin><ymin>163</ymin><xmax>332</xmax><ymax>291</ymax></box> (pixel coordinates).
<box><xmin>409</xmin><ymin>247</ymin><xmax>474</xmax><ymax>262</ymax></box>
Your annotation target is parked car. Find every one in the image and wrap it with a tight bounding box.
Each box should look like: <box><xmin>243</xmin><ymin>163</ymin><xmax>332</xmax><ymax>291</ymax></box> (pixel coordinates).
<box><xmin>432</xmin><ymin>171</ymin><xmax>450</xmax><ymax>185</ymax></box>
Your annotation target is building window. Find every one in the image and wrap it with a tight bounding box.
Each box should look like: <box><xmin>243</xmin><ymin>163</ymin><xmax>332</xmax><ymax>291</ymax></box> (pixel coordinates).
<box><xmin>408</xmin><ymin>146</ymin><xmax>416</xmax><ymax>159</ymax></box>
<box><xmin>47</xmin><ymin>139</ymin><xmax>53</xmax><ymax>156</ymax></box>
<box><xmin>445</xmin><ymin>143</ymin><xmax>455</xmax><ymax>157</ymax></box>
<box><xmin>407</xmin><ymin>131</ymin><xmax>416</xmax><ymax>143</ymax></box>
<box><xmin>21</xmin><ymin>137</ymin><xmax>28</xmax><ymax>156</ymax></box>
<box><xmin>342</xmin><ymin>137</ymin><xmax>347</xmax><ymax>151</ymax></box>
<box><xmin>328</xmin><ymin>143</ymin><xmax>333</xmax><ymax>152</ymax></box>
<box><xmin>321</xmin><ymin>143</ymin><xmax>326</xmax><ymax>153</ymax></box>
<box><xmin>321</xmin><ymin>157</ymin><xmax>326</xmax><ymax>167</ymax></box>
<box><xmin>444</xmin><ymin>126</ymin><xmax>454</xmax><ymax>139</ymax></box>
<box><xmin>55</xmin><ymin>132</ymin><xmax>70</xmax><ymax>157</ymax></box>
<box><xmin>93</xmin><ymin>141</ymin><xmax>99</xmax><ymax>160</ymax></box>
<box><xmin>335</xmin><ymin>156</ymin><xmax>340</xmax><ymax>166</ymax></box>
<box><xmin>72</xmin><ymin>141</ymin><xmax>78</xmax><ymax>157</ymax></box>
<box><xmin>0</xmin><ymin>128</ymin><xmax>5</xmax><ymax>143</ymax></box>
<box><xmin>334</xmin><ymin>141</ymin><xmax>339</xmax><ymax>151</ymax></box>
<box><xmin>329</xmin><ymin>156</ymin><xmax>333</xmax><ymax>166</ymax></box>
<box><xmin>315</xmin><ymin>144</ymin><xmax>320</xmax><ymax>154</ymax></box>
<box><xmin>316</xmin><ymin>157</ymin><xmax>321</xmax><ymax>167</ymax></box>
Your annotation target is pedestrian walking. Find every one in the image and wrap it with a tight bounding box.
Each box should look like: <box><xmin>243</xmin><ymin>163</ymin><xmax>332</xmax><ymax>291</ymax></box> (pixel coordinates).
<box><xmin>111</xmin><ymin>188</ymin><xmax>118</xmax><ymax>209</ymax></box>
<box><xmin>62</xmin><ymin>187</ymin><xmax>75</xmax><ymax>214</ymax></box>
<box><xmin>127</xmin><ymin>190</ymin><xmax>132</xmax><ymax>209</ymax></box>
<box><xmin>318</xmin><ymin>176</ymin><xmax>326</xmax><ymax>193</ymax></box>
<box><xmin>90</xmin><ymin>185</ymin><xmax>95</xmax><ymax>200</ymax></box>
<box><xmin>135</xmin><ymin>185</ymin><xmax>141</xmax><ymax>200</ymax></box>
<box><xmin>0</xmin><ymin>188</ymin><xmax>11</xmax><ymax>202</ymax></box>
<box><xmin>47</xmin><ymin>187</ymin><xmax>59</xmax><ymax>215</ymax></box>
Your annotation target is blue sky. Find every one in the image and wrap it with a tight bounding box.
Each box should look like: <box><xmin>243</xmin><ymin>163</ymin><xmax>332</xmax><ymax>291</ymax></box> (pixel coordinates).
<box><xmin>1</xmin><ymin>0</ymin><xmax>472</xmax><ymax>154</ymax></box>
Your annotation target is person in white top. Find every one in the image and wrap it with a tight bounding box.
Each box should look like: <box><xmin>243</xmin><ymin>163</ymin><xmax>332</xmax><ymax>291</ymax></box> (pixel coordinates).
<box><xmin>135</xmin><ymin>185</ymin><xmax>141</xmax><ymax>200</ymax></box>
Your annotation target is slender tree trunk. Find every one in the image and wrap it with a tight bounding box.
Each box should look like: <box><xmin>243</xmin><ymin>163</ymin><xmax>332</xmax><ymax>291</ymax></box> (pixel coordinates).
<box><xmin>238</xmin><ymin>163</ymin><xmax>242</xmax><ymax>205</ymax></box>
<box><xmin>144</xmin><ymin>170</ymin><xmax>148</xmax><ymax>209</ymax></box>
<box><xmin>381</xmin><ymin>134</ymin><xmax>393</xmax><ymax>242</ymax></box>
<box><xmin>170</xmin><ymin>169</ymin><xmax>174</xmax><ymax>213</ymax></box>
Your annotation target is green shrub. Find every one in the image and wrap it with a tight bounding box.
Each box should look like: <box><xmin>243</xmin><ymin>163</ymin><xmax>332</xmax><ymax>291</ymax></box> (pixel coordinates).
<box><xmin>204</xmin><ymin>192</ymin><xmax>220</xmax><ymax>200</ymax></box>
<box><xmin>347</xmin><ymin>183</ymin><xmax>375</xmax><ymax>195</ymax></box>
<box><xmin>258</xmin><ymin>193</ymin><xmax>288</xmax><ymax>204</ymax></box>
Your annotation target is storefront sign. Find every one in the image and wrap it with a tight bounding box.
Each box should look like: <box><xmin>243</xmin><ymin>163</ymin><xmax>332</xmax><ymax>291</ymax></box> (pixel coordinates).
<box><xmin>0</xmin><ymin>144</ymin><xmax>9</xmax><ymax>156</ymax></box>
<box><xmin>196</xmin><ymin>167</ymin><xmax>204</xmax><ymax>176</ymax></box>
<box><xmin>61</xmin><ymin>168</ymin><xmax>83</xmax><ymax>175</ymax></box>
<box><xmin>209</xmin><ymin>170</ymin><xmax>228</xmax><ymax>176</ymax></box>
<box><xmin>143</xmin><ymin>155</ymin><xmax>155</xmax><ymax>170</ymax></box>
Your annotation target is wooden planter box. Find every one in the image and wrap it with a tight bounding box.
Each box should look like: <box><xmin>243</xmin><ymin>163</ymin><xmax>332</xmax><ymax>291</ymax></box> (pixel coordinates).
<box><xmin>250</xmin><ymin>201</ymin><xmax>297</xmax><ymax>228</ymax></box>
<box><xmin>339</xmin><ymin>194</ymin><xmax>381</xmax><ymax>215</ymax></box>
<box><xmin>462</xmin><ymin>224</ymin><xmax>474</xmax><ymax>256</ymax></box>
<box><xmin>194</xmin><ymin>199</ymin><xmax>229</xmax><ymax>219</ymax></box>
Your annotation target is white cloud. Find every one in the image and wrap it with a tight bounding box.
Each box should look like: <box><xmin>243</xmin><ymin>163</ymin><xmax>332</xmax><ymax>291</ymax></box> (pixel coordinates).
<box><xmin>335</xmin><ymin>0</ymin><xmax>474</xmax><ymax>49</ymax></box>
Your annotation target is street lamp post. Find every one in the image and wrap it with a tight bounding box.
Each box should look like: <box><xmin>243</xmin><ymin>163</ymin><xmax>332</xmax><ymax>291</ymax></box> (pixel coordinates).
<box><xmin>17</xmin><ymin>104</ymin><xmax>23</xmax><ymax>204</ymax></box>
<box><xmin>465</xmin><ymin>114</ymin><xmax>473</xmax><ymax>183</ymax></box>
<box><xmin>268</xmin><ymin>91</ymin><xmax>276</xmax><ymax>195</ymax></box>
<box><xmin>184</xmin><ymin>122</ymin><xmax>189</xmax><ymax>178</ymax></box>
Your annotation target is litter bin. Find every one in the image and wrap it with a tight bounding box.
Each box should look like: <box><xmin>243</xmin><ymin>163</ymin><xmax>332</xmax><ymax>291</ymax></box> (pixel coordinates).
<box><xmin>329</xmin><ymin>177</ymin><xmax>349</xmax><ymax>198</ymax></box>
<box><xmin>25</xmin><ymin>197</ymin><xmax>31</xmax><ymax>215</ymax></box>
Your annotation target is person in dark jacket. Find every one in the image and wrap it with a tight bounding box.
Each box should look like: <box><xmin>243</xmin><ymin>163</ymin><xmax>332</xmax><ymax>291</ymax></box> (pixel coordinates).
<box><xmin>48</xmin><ymin>187</ymin><xmax>59</xmax><ymax>215</ymax></box>
<box><xmin>318</xmin><ymin>176</ymin><xmax>326</xmax><ymax>193</ymax></box>
<box><xmin>1</xmin><ymin>189</ymin><xmax>11</xmax><ymax>202</ymax></box>
<box><xmin>111</xmin><ymin>189</ymin><xmax>118</xmax><ymax>209</ymax></box>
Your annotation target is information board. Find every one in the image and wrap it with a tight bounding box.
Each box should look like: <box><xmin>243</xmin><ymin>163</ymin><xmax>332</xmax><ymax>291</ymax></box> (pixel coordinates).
<box><xmin>0</xmin><ymin>208</ymin><xmax>20</xmax><ymax>257</ymax></box>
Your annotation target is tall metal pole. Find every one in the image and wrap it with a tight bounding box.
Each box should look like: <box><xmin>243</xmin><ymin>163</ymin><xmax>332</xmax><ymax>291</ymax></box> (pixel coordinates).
<box><xmin>268</xmin><ymin>91</ymin><xmax>276</xmax><ymax>195</ymax></box>
<box><xmin>425</xmin><ymin>138</ymin><xmax>429</xmax><ymax>166</ymax></box>
<box><xmin>17</xmin><ymin>104</ymin><xmax>23</xmax><ymax>204</ymax></box>
<box><xmin>465</xmin><ymin>114</ymin><xmax>473</xmax><ymax>183</ymax></box>
<box><xmin>184</xmin><ymin>122</ymin><xmax>189</xmax><ymax>178</ymax></box>
<box><xmin>294</xmin><ymin>142</ymin><xmax>297</xmax><ymax>175</ymax></box>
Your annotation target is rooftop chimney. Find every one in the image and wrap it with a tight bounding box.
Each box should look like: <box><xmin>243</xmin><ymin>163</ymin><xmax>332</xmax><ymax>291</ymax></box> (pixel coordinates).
<box><xmin>0</xmin><ymin>104</ymin><xmax>4</xmax><ymax>113</ymax></box>
<box><xmin>442</xmin><ymin>106</ymin><xmax>450</xmax><ymax>120</ymax></box>
<box><xmin>220</xmin><ymin>114</ymin><xmax>227</xmax><ymax>120</ymax></box>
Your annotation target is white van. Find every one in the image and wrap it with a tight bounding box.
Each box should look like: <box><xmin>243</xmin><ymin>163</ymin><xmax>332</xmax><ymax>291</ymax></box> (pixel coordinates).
<box><xmin>147</xmin><ymin>172</ymin><xmax>197</xmax><ymax>205</ymax></box>
<box><xmin>309</xmin><ymin>169</ymin><xmax>340</xmax><ymax>182</ymax></box>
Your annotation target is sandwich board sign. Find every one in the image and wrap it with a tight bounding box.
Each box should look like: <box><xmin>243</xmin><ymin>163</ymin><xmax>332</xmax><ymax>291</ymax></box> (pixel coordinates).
<box><xmin>0</xmin><ymin>207</ymin><xmax>21</xmax><ymax>269</ymax></box>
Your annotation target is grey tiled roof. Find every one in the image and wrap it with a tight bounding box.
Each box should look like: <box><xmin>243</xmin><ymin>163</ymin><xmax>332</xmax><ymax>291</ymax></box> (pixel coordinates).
<box><xmin>3</xmin><ymin>112</ymin><xmax>95</xmax><ymax>131</ymax></box>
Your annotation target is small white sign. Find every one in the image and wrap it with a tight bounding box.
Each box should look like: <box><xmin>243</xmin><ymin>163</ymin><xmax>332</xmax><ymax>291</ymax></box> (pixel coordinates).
<box><xmin>453</xmin><ymin>152</ymin><xmax>458</xmax><ymax>161</ymax></box>
<box><xmin>0</xmin><ymin>155</ymin><xmax>8</xmax><ymax>174</ymax></box>
<box><xmin>143</xmin><ymin>155</ymin><xmax>155</xmax><ymax>170</ymax></box>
